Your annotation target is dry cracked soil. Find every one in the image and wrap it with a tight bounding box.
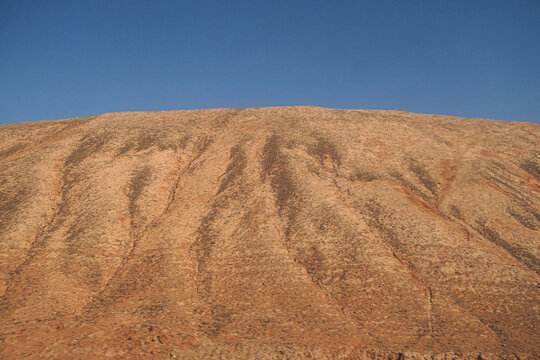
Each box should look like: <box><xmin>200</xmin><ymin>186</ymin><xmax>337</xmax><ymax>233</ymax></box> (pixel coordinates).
<box><xmin>0</xmin><ymin>106</ymin><xmax>538</xmax><ymax>359</ymax></box>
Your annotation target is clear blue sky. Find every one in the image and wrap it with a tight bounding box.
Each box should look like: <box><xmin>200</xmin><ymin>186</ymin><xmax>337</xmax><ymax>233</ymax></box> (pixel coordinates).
<box><xmin>1</xmin><ymin>0</ymin><xmax>539</xmax><ymax>124</ymax></box>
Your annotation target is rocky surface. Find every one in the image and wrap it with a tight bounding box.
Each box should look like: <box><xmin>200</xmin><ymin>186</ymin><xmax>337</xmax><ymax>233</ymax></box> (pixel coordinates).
<box><xmin>0</xmin><ymin>107</ymin><xmax>538</xmax><ymax>359</ymax></box>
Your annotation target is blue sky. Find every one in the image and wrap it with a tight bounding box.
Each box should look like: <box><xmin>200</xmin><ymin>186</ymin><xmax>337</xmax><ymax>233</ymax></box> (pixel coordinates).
<box><xmin>1</xmin><ymin>0</ymin><xmax>539</xmax><ymax>124</ymax></box>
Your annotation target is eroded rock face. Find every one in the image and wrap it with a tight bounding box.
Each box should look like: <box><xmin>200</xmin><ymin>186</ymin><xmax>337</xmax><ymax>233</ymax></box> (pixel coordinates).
<box><xmin>0</xmin><ymin>107</ymin><xmax>538</xmax><ymax>359</ymax></box>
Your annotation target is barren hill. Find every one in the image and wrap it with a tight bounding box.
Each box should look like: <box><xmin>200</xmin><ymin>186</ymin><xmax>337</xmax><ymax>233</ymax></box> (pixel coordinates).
<box><xmin>0</xmin><ymin>107</ymin><xmax>539</xmax><ymax>359</ymax></box>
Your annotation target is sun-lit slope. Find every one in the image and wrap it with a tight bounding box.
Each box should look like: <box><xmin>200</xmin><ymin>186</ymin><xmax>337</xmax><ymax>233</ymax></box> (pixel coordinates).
<box><xmin>0</xmin><ymin>107</ymin><xmax>538</xmax><ymax>359</ymax></box>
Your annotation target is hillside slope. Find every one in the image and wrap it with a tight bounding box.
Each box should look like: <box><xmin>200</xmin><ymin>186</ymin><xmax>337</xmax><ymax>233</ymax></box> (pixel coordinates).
<box><xmin>0</xmin><ymin>107</ymin><xmax>539</xmax><ymax>359</ymax></box>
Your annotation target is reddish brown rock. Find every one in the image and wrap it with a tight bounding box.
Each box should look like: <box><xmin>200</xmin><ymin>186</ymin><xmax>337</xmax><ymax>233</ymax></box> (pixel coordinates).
<box><xmin>0</xmin><ymin>107</ymin><xmax>538</xmax><ymax>359</ymax></box>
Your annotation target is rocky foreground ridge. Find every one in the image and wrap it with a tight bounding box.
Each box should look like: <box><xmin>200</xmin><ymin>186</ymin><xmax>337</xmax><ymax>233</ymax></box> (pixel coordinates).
<box><xmin>0</xmin><ymin>107</ymin><xmax>538</xmax><ymax>359</ymax></box>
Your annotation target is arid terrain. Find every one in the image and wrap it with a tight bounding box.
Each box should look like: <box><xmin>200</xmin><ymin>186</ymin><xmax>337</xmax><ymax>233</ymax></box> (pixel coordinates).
<box><xmin>0</xmin><ymin>106</ymin><xmax>538</xmax><ymax>359</ymax></box>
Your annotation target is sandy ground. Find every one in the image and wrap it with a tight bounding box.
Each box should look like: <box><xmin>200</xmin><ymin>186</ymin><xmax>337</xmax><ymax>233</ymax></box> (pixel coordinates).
<box><xmin>0</xmin><ymin>107</ymin><xmax>538</xmax><ymax>359</ymax></box>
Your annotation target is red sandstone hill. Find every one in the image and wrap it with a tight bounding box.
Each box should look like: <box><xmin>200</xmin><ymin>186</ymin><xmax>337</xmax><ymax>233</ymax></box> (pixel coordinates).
<box><xmin>0</xmin><ymin>107</ymin><xmax>538</xmax><ymax>359</ymax></box>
